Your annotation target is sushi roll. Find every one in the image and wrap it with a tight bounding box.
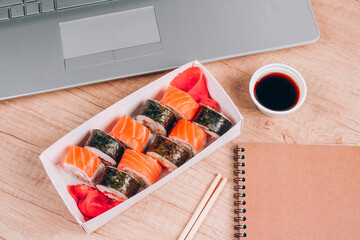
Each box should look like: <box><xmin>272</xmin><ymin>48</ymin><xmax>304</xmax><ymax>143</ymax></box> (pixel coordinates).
<box><xmin>118</xmin><ymin>149</ymin><xmax>162</xmax><ymax>187</ymax></box>
<box><xmin>160</xmin><ymin>85</ymin><xmax>199</xmax><ymax>121</ymax></box>
<box><xmin>135</xmin><ymin>100</ymin><xmax>177</xmax><ymax>136</ymax></box>
<box><xmin>62</xmin><ymin>145</ymin><xmax>105</xmax><ymax>185</ymax></box>
<box><xmin>110</xmin><ymin>115</ymin><xmax>153</xmax><ymax>153</ymax></box>
<box><xmin>192</xmin><ymin>106</ymin><xmax>233</xmax><ymax>139</ymax></box>
<box><xmin>168</xmin><ymin>119</ymin><xmax>207</xmax><ymax>155</ymax></box>
<box><xmin>85</xmin><ymin>129</ymin><xmax>125</xmax><ymax>166</ymax></box>
<box><xmin>96</xmin><ymin>167</ymin><xmax>141</xmax><ymax>201</ymax></box>
<box><xmin>147</xmin><ymin>136</ymin><xmax>193</xmax><ymax>172</ymax></box>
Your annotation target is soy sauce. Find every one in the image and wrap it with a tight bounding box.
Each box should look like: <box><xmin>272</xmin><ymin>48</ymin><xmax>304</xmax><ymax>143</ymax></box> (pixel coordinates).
<box><xmin>254</xmin><ymin>72</ymin><xmax>300</xmax><ymax>111</ymax></box>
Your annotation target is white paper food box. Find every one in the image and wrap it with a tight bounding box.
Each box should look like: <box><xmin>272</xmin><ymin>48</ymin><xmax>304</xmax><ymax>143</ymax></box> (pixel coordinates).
<box><xmin>40</xmin><ymin>60</ymin><xmax>244</xmax><ymax>233</ymax></box>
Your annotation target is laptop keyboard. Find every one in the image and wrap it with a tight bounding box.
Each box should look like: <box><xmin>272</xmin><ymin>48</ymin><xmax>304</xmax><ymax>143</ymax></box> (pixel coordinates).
<box><xmin>0</xmin><ymin>0</ymin><xmax>113</xmax><ymax>21</ymax></box>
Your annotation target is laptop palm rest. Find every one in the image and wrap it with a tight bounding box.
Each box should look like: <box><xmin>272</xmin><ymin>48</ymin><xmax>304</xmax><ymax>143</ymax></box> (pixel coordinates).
<box><xmin>59</xmin><ymin>6</ymin><xmax>163</xmax><ymax>70</ymax></box>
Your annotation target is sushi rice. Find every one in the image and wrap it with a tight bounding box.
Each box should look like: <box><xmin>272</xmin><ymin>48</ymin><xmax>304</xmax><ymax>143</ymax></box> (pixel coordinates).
<box><xmin>136</xmin><ymin>115</ymin><xmax>167</xmax><ymax>136</ymax></box>
<box><xmin>63</xmin><ymin>161</ymin><xmax>105</xmax><ymax>186</ymax></box>
<box><xmin>85</xmin><ymin>146</ymin><xmax>117</xmax><ymax>166</ymax></box>
<box><xmin>146</xmin><ymin>152</ymin><xmax>177</xmax><ymax>172</ymax></box>
<box><xmin>192</xmin><ymin>123</ymin><xmax>221</xmax><ymax>139</ymax></box>
<box><xmin>96</xmin><ymin>184</ymin><xmax>129</xmax><ymax>202</ymax></box>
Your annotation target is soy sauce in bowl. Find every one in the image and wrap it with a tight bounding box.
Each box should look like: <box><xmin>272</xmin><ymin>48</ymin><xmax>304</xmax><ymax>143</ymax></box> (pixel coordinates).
<box><xmin>254</xmin><ymin>72</ymin><xmax>300</xmax><ymax>111</ymax></box>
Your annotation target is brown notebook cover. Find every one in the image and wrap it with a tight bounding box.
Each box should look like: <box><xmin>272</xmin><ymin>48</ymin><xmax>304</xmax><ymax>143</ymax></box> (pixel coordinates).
<box><xmin>234</xmin><ymin>143</ymin><xmax>360</xmax><ymax>240</ymax></box>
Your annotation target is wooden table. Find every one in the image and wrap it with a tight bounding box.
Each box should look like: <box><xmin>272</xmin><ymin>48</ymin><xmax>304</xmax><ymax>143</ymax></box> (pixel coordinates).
<box><xmin>1</xmin><ymin>0</ymin><xmax>359</xmax><ymax>239</ymax></box>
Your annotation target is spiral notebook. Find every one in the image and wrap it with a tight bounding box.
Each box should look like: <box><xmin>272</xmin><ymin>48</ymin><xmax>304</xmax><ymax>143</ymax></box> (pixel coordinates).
<box><xmin>233</xmin><ymin>143</ymin><xmax>360</xmax><ymax>239</ymax></box>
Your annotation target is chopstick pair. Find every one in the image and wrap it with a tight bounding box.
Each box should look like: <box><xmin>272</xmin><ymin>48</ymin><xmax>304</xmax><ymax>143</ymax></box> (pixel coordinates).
<box><xmin>178</xmin><ymin>173</ymin><xmax>227</xmax><ymax>240</ymax></box>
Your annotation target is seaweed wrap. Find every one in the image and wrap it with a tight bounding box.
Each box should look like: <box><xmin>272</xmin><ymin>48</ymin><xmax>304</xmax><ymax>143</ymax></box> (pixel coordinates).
<box><xmin>96</xmin><ymin>167</ymin><xmax>141</xmax><ymax>201</ymax></box>
<box><xmin>147</xmin><ymin>136</ymin><xmax>193</xmax><ymax>172</ymax></box>
<box><xmin>192</xmin><ymin>106</ymin><xmax>233</xmax><ymax>139</ymax></box>
<box><xmin>136</xmin><ymin>100</ymin><xmax>177</xmax><ymax>136</ymax></box>
<box><xmin>85</xmin><ymin>129</ymin><xmax>125</xmax><ymax>166</ymax></box>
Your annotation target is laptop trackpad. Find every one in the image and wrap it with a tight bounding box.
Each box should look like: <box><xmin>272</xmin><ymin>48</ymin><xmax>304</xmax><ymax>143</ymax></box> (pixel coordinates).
<box><xmin>59</xmin><ymin>6</ymin><xmax>162</xmax><ymax>69</ymax></box>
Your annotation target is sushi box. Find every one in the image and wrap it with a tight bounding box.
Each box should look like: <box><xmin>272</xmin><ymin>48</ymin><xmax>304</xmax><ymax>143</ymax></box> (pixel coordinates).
<box><xmin>39</xmin><ymin>60</ymin><xmax>244</xmax><ymax>234</ymax></box>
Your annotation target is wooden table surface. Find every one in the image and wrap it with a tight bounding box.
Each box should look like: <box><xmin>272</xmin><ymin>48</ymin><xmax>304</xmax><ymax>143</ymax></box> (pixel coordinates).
<box><xmin>1</xmin><ymin>0</ymin><xmax>359</xmax><ymax>239</ymax></box>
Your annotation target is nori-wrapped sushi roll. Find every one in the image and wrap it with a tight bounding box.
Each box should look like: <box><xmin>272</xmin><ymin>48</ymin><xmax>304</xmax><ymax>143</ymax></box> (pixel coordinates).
<box><xmin>136</xmin><ymin>100</ymin><xmax>177</xmax><ymax>136</ymax></box>
<box><xmin>147</xmin><ymin>136</ymin><xmax>193</xmax><ymax>172</ymax></box>
<box><xmin>85</xmin><ymin>129</ymin><xmax>125</xmax><ymax>166</ymax></box>
<box><xmin>96</xmin><ymin>167</ymin><xmax>141</xmax><ymax>201</ymax></box>
<box><xmin>192</xmin><ymin>106</ymin><xmax>233</xmax><ymax>138</ymax></box>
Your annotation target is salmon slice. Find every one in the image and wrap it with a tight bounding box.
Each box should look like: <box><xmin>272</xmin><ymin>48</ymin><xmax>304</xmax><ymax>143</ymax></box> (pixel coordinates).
<box><xmin>62</xmin><ymin>145</ymin><xmax>105</xmax><ymax>184</ymax></box>
<box><xmin>110</xmin><ymin>115</ymin><xmax>151</xmax><ymax>153</ymax></box>
<box><xmin>160</xmin><ymin>86</ymin><xmax>199</xmax><ymax>121</ymax></box>
<box><xmin>168</xmin><ymin>119</ymin><xmax>207</xmax><ymax>154</ymax></box>
<box><xmin>118</xmin><ymin>149</ymin><xmax>162</xmax><ymax>187</ymax></box>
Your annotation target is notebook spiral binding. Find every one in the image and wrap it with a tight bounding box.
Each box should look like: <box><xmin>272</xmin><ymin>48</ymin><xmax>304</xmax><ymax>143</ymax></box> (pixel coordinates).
<box><xmin>233</xmin><ymin>147</ymin><xmax>246</xmax><ymax>238</ymax></box>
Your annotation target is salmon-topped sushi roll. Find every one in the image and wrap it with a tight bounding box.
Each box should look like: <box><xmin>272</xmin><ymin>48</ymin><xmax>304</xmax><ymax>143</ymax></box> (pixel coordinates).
<box><xmin>62</xmin><ymin>145</ymin><xmax>105</xmax><ymax>185</ymax></box>
<box><xmin>118</xmin><ymin>149</ymin><xmax>162</xmax><ymax>187</ymax></box>
<box><xmin>110</xmin><ymin>115</ymin><xmax>153</xmax><ymax>153</ymax></box>
<box><xmin>160</xmin><ymin>85</ymin><xmax>199</xmax><ymax>121</ymax></box>
<box><xmin>168</xmin><ymin>119</ymin><xmax>207</xmax><ymax>155</ymax></box>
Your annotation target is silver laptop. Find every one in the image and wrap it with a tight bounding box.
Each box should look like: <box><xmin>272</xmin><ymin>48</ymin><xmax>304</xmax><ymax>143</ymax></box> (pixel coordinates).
<box><xmin>0</xmin><ymin>0</ymin><xmax>319</xmax><ymax>100</ymax></box>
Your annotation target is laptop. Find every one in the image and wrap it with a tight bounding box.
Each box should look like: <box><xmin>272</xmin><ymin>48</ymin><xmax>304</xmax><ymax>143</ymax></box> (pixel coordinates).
<box><xmin>0</xmin><ymin>0</ymin><xmax>319</xmax><ymax>100</ymax></box>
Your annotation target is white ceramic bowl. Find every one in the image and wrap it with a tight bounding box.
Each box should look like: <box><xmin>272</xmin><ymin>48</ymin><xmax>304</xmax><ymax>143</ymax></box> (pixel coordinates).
<box><xmin>249</xmin><ymin>63</ymin><xmax>307</xmax><ymax>117</ymax></box>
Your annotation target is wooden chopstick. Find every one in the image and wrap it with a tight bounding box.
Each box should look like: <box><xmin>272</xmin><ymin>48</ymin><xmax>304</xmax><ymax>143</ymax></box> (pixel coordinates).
<box><xmin>185</xmin><ymin>177</ymin><xmax>227</xmax><ymax>240</ymax></box>
<box><xmin>178</xmin><ymin>174</ymin><xmax>222</xmax><ymax>240</ymax></box>
<box><xmin>178</xmin><ymin>174</ymin><xmax>227</xmax><ymax>240</ymax></box>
